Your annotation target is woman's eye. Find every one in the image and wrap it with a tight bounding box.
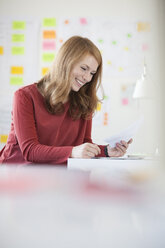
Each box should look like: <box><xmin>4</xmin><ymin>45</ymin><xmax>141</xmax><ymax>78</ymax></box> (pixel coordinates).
<box><xmin>81</xmin><ymin>67</ymin><xmax>86</xmax><ymax>71</ymax></box>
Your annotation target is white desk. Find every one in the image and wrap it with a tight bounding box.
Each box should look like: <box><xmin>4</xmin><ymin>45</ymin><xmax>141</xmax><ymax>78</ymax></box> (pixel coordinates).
<box><xmin>0</xmin><ymin>163</ymin><xmax>164</xmax><ymax>248</ymax></box>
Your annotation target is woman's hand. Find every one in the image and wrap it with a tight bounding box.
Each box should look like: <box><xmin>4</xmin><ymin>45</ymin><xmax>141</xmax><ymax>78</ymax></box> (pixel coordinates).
<box><xmin>107</xmin><ymin>139</ymin><xmax>133</xmax><ymax>157</ymax></box>
<box><xmin>71</xmin><ymin>143</ymin><xmax>101</xmax><ymax>158</ymax></box>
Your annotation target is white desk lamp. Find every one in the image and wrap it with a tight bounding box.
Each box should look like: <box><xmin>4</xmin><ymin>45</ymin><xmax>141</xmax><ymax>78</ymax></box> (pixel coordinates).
<box><xmin>133</xmin><ymin>60</ymin><xmax>153</xmax><ymax>99</ymax></box>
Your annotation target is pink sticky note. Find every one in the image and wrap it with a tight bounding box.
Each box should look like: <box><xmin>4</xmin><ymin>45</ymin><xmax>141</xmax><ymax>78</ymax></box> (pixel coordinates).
<box><xmin>122</xmin><ymin>98</ymin><xmax>129</xmax><ymax>105</ymax></box>
<box><xmin>80</xmin><ymin>18</ymin><xmax>87</xmax><ymax>25</ymax></box>
<box><xmin>43</xmin><ymin>41</ymin><xmax>55</xmax><ymax>50</ymax></box>
<box><xmin>142</xmin><ymin>43</ymin><xmax>148</xmax><ymax>51</ymax></box>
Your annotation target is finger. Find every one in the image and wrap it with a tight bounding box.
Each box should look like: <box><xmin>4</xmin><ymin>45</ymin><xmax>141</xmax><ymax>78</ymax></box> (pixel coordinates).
<box><xmin>116</xmin><ymin>143</ymin><xmax>127</xmax><ymax>153</ymax></box>
<box><xmin>120</xmin><ymin>140</ymin><xmax>128</xmax><ymax>149</ymax></box>
<box><xmin>87</xmin><ymin>143</ymin><xmax>101</xmax><ymax>155</ymax></box>
<box><xmin>128</xmin><ymin>138</ymin><xmax>133</xmax><ymax>144</ymax></box>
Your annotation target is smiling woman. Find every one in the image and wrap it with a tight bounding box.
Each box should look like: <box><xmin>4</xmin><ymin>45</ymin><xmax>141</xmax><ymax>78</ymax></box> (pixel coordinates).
<box><xmin>0</xmin><ymin>36</ymin><xmax>132</xmax><ymax>165</ymax></box>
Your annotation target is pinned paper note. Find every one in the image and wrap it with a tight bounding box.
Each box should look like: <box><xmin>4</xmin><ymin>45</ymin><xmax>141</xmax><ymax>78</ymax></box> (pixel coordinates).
<box><xmin>11</xmin><ymin>66</ymin><xmax>24</xmax><ymax>74</ymax></box>
<box><xmin>12</xmin><ymin>34</ymin><xmax>25</xmax><ymax>42</ymax></box>
<box><xmin>43</xmin><ymin>18</ymin><xmax>56</xmax><ymax>27</ymax></box>
<box><xmin>43</xmin><ymin>30</ymin><xmax>56</xmax><ymax>39</ymax></box>
<box><xmin>0</xmin><ymin>46</ymin><xmax>4</xmax><ymax>55</ymax></box>
<box><xmin>12</xmin><ymin>21</ymin><xmax>25</xmax><ymax>30</ymax></box>
<box><xmin>12</xmin><ymin>47</ymin><xmax>24</xmax><ymax>55</ymax></box>
<box><xmin>42</xmin><ymin>53</ymin><xmax>55</xmax><ymax>62</ymax></box>
<box><xmin>43</xmin><ymin>41</ymin><xmax>55</xmax><ymax>50</ymax></box>
<box><xmin>10</xmin><ymin>77</ymin><xmax>23</xmax><ymax>85</ymax></box>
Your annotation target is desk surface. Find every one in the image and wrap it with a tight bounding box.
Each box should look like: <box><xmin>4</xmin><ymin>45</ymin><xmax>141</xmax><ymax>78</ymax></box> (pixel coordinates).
<box><xmin>0</xmin><ymin>163</ymin><xmax>164</xmax><ymax>248</ymax></box>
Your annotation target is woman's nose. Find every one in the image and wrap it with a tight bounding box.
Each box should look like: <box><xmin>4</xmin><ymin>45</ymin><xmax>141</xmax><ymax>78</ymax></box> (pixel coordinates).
<box><xmin>83</xmin><ymin>72</ymin><xmax>92</xmax><ymax>83</ymax></box>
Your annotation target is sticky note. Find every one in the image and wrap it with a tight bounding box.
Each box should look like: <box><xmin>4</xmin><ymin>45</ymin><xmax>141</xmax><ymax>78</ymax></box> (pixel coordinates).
<box><xmin>142</xmin><ymin>43</ymin><xmax>149</xmax><ymax>51</ymax></box>
<box><xmin>12</xmin><ymin>34</ymin><xmax>25</xmax><ymax>42</ymax></box>
<box><xmin>103</xmin><ymin>112</ymin><xmax>108</xmax><ymax>125</ymax></box>
<box><xmin>11</xmin><ymin>66</ymin><xmax>24</xmax><ymax>74</ymax></box>
<box><xmin>12</xmin><ymin>21</ymin><xmax>25</xmax><ymax>30</ymax></box>
<box><xmin>112</xmin><ymin>41</ymin><xmax>117</xmax><ymax>45</ymax></box>
<box><xmin>104</xmin><ymin>95</ymin><xmax>108</xmax><ymax>100</ymax></box>
<box><xmin>64</xmin><ymin>20</ymin><xmax>69</xmax><ymax>24</ymax></box>
<box><xmin>137</xmin><ymin>22</ymin><xmax>150</xmax><ymax>32</ymax></box>
<box><xmin>0</xmin><ymin>135</ymin><xmax>8</xmax><ymax>143</ymax></box>
<box><xmin>42</xmin><ymin>67</ymin><xmax>49</xmax><ymax>75</ymax></box>
<box><xmin>43</xmin><ymin>41</ymin><xmax>55</xmax><ymax>50</ymax></box>
<box><xmin>0</xmin><ymin>46</ymin><xmax>4</xmax><ymax>55</ymax></box>
<box><xmin>96</xmin><ymin>102</ymin><xmax>102</xmax><ymax>111</ymax></box>
<box><xmin>98</xmin><ymin>39</ymin><xmax>104</xmax><ymax>44</ymax></box>
<box><xmin>122</xmin><ymin>98</ymin><xmax>129</xmax><ymax>105</ymax></box>
<box><xmin>80</xmin><ymin>18</ymin><xmax>87</xmax><ymax>25</ymax></box>
<box><xmin>10</xmin><ymin>77</ymin><xmax>23</xmax><ymax>85</ymax></box>
<box><xmin>43</xmin><ymin>18</ymin><xmax>56</xmax><ymax>27</ymax></box>
<box><xmin>124</xmin><ymin>47</ymin><xmax>129</xmax><ymax>51</ymax></box>
<box><xmin>127</xmin><ymin>33</ymin><xmax>132</xmax><ymax>38</ymax></box>
<box><xmin>42</xmin><ymin>53</ymin><xmax>55</xmax><ymax>62</ymax></box>
<box><xmin>119</xmin><ymin>67</ymin><xmax>123</xmax><ymax>71</ymax></box>
<box><xmin>43</xmin><ymin>30</ymin><xmax>56</xmax><ymax>39</ymax></box>
<box><xmin>12</xmin><ymin>47</ymin><xmax>24</xmax><ymax>55</ymax></box>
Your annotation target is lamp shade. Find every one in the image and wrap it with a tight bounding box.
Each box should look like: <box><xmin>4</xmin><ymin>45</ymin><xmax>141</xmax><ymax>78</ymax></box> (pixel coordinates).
<box><xmin>133</xmin><ymin>62</ymin><xmax>154</xmax><ymax>99</ymax></box>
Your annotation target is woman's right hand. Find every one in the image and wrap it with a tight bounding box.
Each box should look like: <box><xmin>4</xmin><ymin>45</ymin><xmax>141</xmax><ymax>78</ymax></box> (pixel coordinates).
<box><xmin>71</xmin><ymin>143</ymin><xmax>101</xmax><ymax>158</ymax></box>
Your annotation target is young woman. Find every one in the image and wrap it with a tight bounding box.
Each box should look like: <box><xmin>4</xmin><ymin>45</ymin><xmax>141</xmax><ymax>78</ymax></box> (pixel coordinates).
<box><xmin>0</xmin><ymin>36</ymin><xmax>132</xmax><ymax>165</ymax></box>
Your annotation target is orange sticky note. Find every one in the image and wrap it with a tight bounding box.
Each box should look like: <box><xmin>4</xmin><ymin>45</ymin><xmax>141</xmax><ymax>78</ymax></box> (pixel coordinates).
<box><xmin>43</xmin><ymin>30</ymin><xmax>56</xmax><ymax>39</ymax></box>
<box><xmin>11</xmin><ymin>66</ymin><xmax>24</xmax><ymax>74</ymax></box>
<box><xmin>137</xmin><ymin>22</ymin><xmax>150</xmax><ymax>32</ymax></box>
<box><xmin>0</xmin><ymin>135</ymin><xmax>8</xmax><ymax>143</ymax></box>
<box><xmin>0</xmin><ymin>46</ymin><xmax>4</xmax><ymax>55</ymax></box>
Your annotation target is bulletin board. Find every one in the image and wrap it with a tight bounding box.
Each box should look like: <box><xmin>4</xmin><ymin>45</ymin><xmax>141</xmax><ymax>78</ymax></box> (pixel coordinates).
<box><xmin>0</xmin><ymin>17</ymin><xmax>151</xmax><ymax>148</ymax></box>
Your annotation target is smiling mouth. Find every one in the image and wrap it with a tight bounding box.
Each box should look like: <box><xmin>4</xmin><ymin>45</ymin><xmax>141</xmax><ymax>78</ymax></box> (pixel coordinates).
<box><xmin>76</xmin><ymin>79</ymin><xmax>84</xmax><ymax>87</ymax></box>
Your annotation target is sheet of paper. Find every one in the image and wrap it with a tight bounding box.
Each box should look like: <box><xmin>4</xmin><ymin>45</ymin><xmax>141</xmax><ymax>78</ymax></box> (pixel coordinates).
<box><xmin>105</xmin><ymin>116</ymin><xmax>144</xmax><ymax>147</ymax></box>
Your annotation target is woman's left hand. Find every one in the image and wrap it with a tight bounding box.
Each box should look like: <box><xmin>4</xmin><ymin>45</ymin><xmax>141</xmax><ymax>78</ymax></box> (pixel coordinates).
<box><xmin>107</xmin><ymin>138</ymin><xmax>133</xmax><ymax>157</ymax></box>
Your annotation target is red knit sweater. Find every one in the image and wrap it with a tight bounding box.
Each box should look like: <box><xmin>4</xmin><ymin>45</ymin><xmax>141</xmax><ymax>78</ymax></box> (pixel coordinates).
<box><xmin>0</xmin><ymin>83</ymin><xmax>106</xmax><ymax>165</ymax></box>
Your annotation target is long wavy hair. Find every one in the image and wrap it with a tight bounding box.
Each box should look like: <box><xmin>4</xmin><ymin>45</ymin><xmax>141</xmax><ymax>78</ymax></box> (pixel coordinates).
<box><xmin>37</xmin><ymin>36</ymin><xmax>103</xmax><ymax>120</ymax></box>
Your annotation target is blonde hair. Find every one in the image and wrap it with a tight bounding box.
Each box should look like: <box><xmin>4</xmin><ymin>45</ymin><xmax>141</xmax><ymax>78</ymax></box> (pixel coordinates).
<box><xmin>37</xmin><ymin>36</ymin><xmax>103</xmax><ymax>120</ymax></box>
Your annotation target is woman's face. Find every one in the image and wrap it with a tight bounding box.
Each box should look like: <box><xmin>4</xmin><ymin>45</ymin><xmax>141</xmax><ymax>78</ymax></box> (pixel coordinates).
<box><xmin>70</xmin><ymin>54</ymin><xmax>98</xmax><ymax>92</ymax></box>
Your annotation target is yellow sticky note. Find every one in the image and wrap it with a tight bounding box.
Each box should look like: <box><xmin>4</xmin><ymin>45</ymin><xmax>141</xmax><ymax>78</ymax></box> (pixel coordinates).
<box><xmin>0</xmin><ymin>46</ymin><xmax>4</xmax><ymax>55</ymax></box>
<box><xmin>42</xmin><ymin>53</ymin><xmax>55</xmax><ymax>62</ymax></box>
<box><xmin>12</xmin><ymin>47</ymin><xmax>24</xmax><ymax>55</ymax></box>
<box><xmin>97</xmin><ymin>102</ymin><xmax>102</xmax><ymax>111</ymax></box>
<box><xmin>124</xmin><ymin>47</ymin><xmax>129</xmax><ymax>51</ymax></box>
<box><xmin>10</xmin><ymin>77</ymin><xmax>23</xmax><ymax>85</ymax></box>
<box><xmin>12</xmin><ymin>21</ymin><xmax>26</xmax><ymax>30</ymax></box>
<box><xmin>43</xmin><ymin>18</ymin><xmax>56</xmax><ymax>27</ymax></box>
<box><xmin>137</xmin><ymin>22</ymin><xmax>150</xmax><ymax>32</ymax></box>
<box><xmin>42</xmin><ymin>67</ymin><xmax>49</xmax><ymax>75</ymax></box>
<box><xmin>11</xmin><ymin>66</ymin><xmax>24</xmax><ymax>74</ymax></box>
<box><xmin>0</xmin><ymin>135</ymin><xmax>8</xmax><ymax>143</ymax></box>
<box><xmin>119</xmin><ymin>67</ymin><xmax>123</xmax><ymax>71</ymax></box>
<box><xmin>12</xmin><ymin>34</ymin><xmax>25</xmax><ymax>42</ymax></box>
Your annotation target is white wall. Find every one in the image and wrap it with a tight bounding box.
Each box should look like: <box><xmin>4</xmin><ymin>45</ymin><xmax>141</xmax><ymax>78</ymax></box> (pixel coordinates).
<box><xmin>0</xmin><ymin>0</ymin><xmax>164</xmax><ymax>157</ymax></box>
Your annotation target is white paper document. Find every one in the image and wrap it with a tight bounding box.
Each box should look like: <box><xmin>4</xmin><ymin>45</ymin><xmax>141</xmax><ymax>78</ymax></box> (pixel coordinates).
<box><xmin>105</xmin><ymin>116</ymin><xmax>144</xmax><ymax>147</ymax></box>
